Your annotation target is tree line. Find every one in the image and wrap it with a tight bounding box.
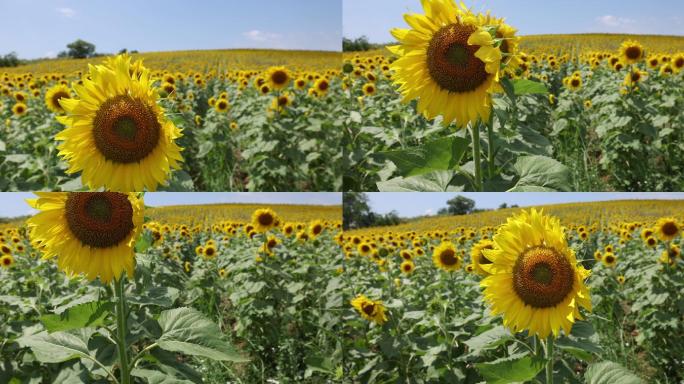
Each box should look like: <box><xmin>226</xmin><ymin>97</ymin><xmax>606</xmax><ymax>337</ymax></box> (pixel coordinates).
<box><xmin>0</xmin><ymin>39</ymin><xmax>137</xmax><ymax>67</ymax></box>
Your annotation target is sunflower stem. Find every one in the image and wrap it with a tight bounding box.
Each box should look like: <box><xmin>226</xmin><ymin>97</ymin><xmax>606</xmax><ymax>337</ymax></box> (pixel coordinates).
<box><xmin>545</xmin><ymin>336</ymin><xmax>554</xmax><ymax>384</ymax></box>
<box><xmin>114</xmin><ymin>275</ymin><xmax>131</xmax><ymax>384</ymax></box>
<box><xmin>471</xmin><ymin>122</ymin><xmax>483</xmax><ymax>191</ymax></box>
<box><xmin>486</xmin><ymin>111</ymin><xmax>495</xmax><ymax>179</ymax></box>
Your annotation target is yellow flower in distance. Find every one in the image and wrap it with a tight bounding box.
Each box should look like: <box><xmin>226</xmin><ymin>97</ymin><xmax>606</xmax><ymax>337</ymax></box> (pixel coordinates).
<box><xmin>351</xmin><ymin>294</ymin><xmax>388</xmax><ymax>325</ymax></box>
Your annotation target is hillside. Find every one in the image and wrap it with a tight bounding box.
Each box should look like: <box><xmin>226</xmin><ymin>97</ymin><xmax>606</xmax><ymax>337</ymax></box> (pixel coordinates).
<box><xmin>346</xmin><ymin>199</ymin><xmax>684</xmax><ymax>234</ymax></box>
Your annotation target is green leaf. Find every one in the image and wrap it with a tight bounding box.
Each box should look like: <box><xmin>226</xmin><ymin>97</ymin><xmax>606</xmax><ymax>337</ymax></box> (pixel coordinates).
<box><xmin>584</xmin><ymin>361</ymin><xmax>642</xmax><ymax>384</ymax></box>
<box><xmin>157</xmin><ymin>307</ymin><xmax>249</xmax><ymax>362</ymax></box>
<box><xmin>464</xmin><ymin>326</ymin><xmax>512</xmax><ymax>355</ymax></box>
<box><xmin>373</xmin><ymin>137</ymin><xmax>469</xmax><ymax>177</ymax></box>
<box><xmin>377</xmin><ymin>171</ymin><xmax>461</xmax><ymax>192</ymax></box>
<box><xmin>131</xmin><ymin>368</ymin><xmax>195</xmax><ymax>384</ymax></box>
<box><xmin>196</xmin><ymin>141</ymin><xmax>214</xmax><ymax>159</ymax></box>
<box><xmin>17</xmin><ymin>329</ymin><xmax>94</xmax><ymax>363</ymax></box>
<box><xmin>129</xmin><ymin>286</ymin><xmax>180</xmax><ymax>308</ymax></box>
<box><xmin>40</xmin><ymin>301</ymin><xmax>112</xmax><ymax>333</ymax></box>
<box><xmin>511</xmin><ymin>79</ymin><xmax>549</xmax><ymax>95</ymax></box>
<box><xmin>305</xmin><ymin>355</ymin><xmax>334</xmax><ymax>374</ymax></box>
<box><xmin>475</xmin><ymin>355</ymin><xmax>545</xmax><ymax>384</ymax></box>
<box><xmin>508</xmin><ymin>155</ymin><xmax>571</xmax><ymax>192</ymax></box>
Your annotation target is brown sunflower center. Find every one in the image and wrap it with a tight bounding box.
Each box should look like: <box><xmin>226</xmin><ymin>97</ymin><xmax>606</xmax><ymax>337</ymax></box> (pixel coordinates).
<box><xmin>277</xmin><ymin>96</ymin><xmax>289</xmax><ymax>106</ymax></box>
<box><xmin>512</xmin><ymin>246</ymin><xmax>575</xmax><ymax>308</ymax></box>
<box><xmin>52</xmin><ymin>91</ymin><xmax>70</xmax><ymax>108</ymax></box>
<box><xmin>268</xmin><ymin>239</ymin><xmax>277</xmax><ymax>248</ymax></box>
<box><xmin>271</xmin><ymin>71</ymin><xmax>288</xmax><ymax>85</ymax></box>
<box><xmin>317</xmin><ymin>81</ymin><xmax>329</xmax><ymax>91</ymax></box>
<box><xmin>661</xmin><ymin>222</ymin><xmax>678</xmax><ymax>236</ymax></box>
<box><xmin>571</xmin><ymin>79</ymin><xmax>580</xmax><ymax>87</ymax></box>
<box><xmin>675</xmin><ymin>58</ymin><xmax>684</xmax><ymax>68</ymax></box>
<box><xmin>647</xmin><ymin>238</ymin><xmax>656</xmax><ymax>245</ymax></box>
<box><xmin>427</xmin><ymin>23</ymin><xmax>489</xmax><ymax>93</ymax></box>
<box><xmin>361</xmin><ymin>302</ymin><xmax>376</xmax><ymax>316</ymax></box>
<box><xmin>258</xmin><ymin>213</ymin><xmax>274</xmax><ymax>226</ymax></box>
<box><xmin>205</xmin><ymin>247</ymin><xmax>215</xmax><ymax>256</ymax></box>
<box><xmin>403</xmin><ymin>263</ymin><xmax>412</xmax><ymax>271</ymax></box>
<box><xmin>631</xmin><ymin>72</ymin><xmax>641</xmax><ymax>82</ymax></box>
<box><xmin>625</xmin><ymin>46</ymin><xmax>642</xmax><ymax>60</ymax></box>
<box><xmin>2</xmin><ymin>258</ymin><xmax>10</xmax><ymax>265</ymax></box>
<box><xmin>604</xmin><ymin>254</ymin><xmax>615</xmax><ymax>264</ymax></box>
<box><xmin>312</xmin><ymin>225</ymin><xmax>322</xmax><ymax>235</ymax></box>
<box><xmin>440</xmin><ymin>248</ymin><xmax>459</xmax><ymax>266</ymax></box>
<box><xmin>65</xmin><ymin>192</ymin><xmax>134</xmax><ymax>248</ymax></box>
<box><xmin>92</xmin><ymin>95</ymin><xmax>161</xmax><ymax>164</ymax></box>
<box><xmin>1</xmin><ymin>245</ymin><xmax>10</xmax><ymax>254</ymax></box>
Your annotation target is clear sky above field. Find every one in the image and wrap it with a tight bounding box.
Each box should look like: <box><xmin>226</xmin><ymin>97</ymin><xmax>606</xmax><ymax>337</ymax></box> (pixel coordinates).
<box><xmin>367</xmin><ymin>193</ymin><xmax>684</xmax><ymax>217</ymax></box>
<box><xmin>0</xmin><ymin>0</ymin><xmax>342</xmax><ymax>59</ymax></box>
<box><xmin>344</xmin><ymin>0</ymin><xmax>684</xmax><ymax>42</ymax></box>
<box><xmin>0</xmin><ymin>193</ymin><xmax>342</xmax><ymax>218</ymax></box>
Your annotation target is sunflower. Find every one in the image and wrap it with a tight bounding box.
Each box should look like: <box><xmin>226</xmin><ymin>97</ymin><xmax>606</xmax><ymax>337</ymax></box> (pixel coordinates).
<box><xmin>219</xmin><ymin>268</ymin><xmax>227</xmax><ymax>278</ymax></box>
<box><xmin>617</xmin><ymin>275</ymin><xmax>625</xmax><ymax>285</ymax></box>
<box><xmin>432</xmin><ymin>241</ymin><xmax>461</xmax><ymax>272</ymax></box>
<box><xmin>215</xmin><ymin>98</ymin><xmax>230</xmax><ymax>113</ymax></box>
<box><xmin>203</xmin><ymin>244</ymin><xmax>217</xmax><ymax>259</ymax></box>
<box><xmin>583</xmin><ymin>100</ymin><xmax>592</xmax><ymax>109</ymax></box>
<box><xmin>645</xmin><ymin>236</ymin><xmax>657</xmax><ymax>248</ymax></box>
<box><xmin>351</xmin><ymin>294</ymin><xmax>388</xmax><ymax>325</ymax></box>
<box><xmin>13</xmin><ymin>91</ymin><xmax>27</xmax><ymax>103</ymax></box>
<box><xmin>45</xmin><ymin>84</ymin><xmax>72</xmax><ymax>113</ymax></box>
<box><xmin>282</xmin><ymin>223</ymin><xmax>295</xmax><ymax>236</ymax></box>
<box><xmin>1</xmin><ymin>243</ymin><xmax>11</xmax><ymax>255</ymax></box>
<box><xmin>388</xmin><ymin>0</ymin><xmax>504</xmax><ymax>127</ymax></box>
<box><xmin>480</xmin><ymin>209</ymin><xmax>592</xmax><ymax>339</ymax></box>
<box><xmin>619</xmin><ymin>40</ymin><xmax>645</xmax><ymax>65</ymax></box>
<box><xmin>26</xmin><ymin>192</ymin><xmax>144</xmax><ymax>283</ymax></box>
<box><xmin>401</xmin><ymin>260</ymin><xmax>415</xmax><ymax>274</ymax></box>
<box><xmin>362</xmin><ymin>82</ymin><xmax>376</xmax><ymax>96</ymax></box>
<box><xmin>565</xmin><ymin>76</ymin><xmax>582</xmax><ymax>91</ymax></box>
<box><xmin>357</xmin><ymin>242</ymin><xmax>372</xmax><ymax>256</ymax></box>
<box><xmin>0</xmin><ymin>254</ymin><xmax>14</xmax><ymax>268</ymax></box>
<box><xmin>314</xmin><ymin>78</ymin><xmax>330</xmax><ymax>95</ymax></box>
<box><xmin>624</xmin><ymin>69</ymin><xmax>646</xmax><ymax>88</ymax></box>
<box><xmin>672</xmin><ymin>54</ymin><xmax>684</xmax><ymax>73</ymax></box>
<box><xmin>602</xmin><ymin>252</ymin><xmax>617</xmax><ymax>268</ymax></box>
<box><xmin>251</xmin><ymin>208</ymin><xmax>278</xmax><ymax>233</ymax></box>
<box><xmin>270</xmin><ymin>93</ymin><xmax>292</xmax><ymax>113</ymax></box>
<box><xmin>655</xmin><ymin>218</ymin><xmax>679</xmax><ymax>241</ymax></box>
<box><xmin>266</xmin><ymin>66</ymin><xmax>291</xmax><ymax>90</ymax></box>
<box><xmin>309</xmin><ymin>220</ymin><xmax>324</xmax><ymax>238</ymax></box>
<box><xmin>12</xmin><ymin>103</ymin><xmax>27</xmax><ymax>117</ymax></box>
<box><xmin>296</xmin><ymin>231</ymin><xmax>309</xmax><ymax>242</ymax></box>
<box><xmin>55</xmin><ymin>54</ymin><xmax>183</xmax><ymax>191</ymax></box>
<box><xmin>471</xmin><ymin>238</ymin><xmax>494</xmax><ymax>276</ymax></box>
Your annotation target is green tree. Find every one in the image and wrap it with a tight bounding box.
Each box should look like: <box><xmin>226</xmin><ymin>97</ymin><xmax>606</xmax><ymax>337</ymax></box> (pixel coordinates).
<box><xmin>444</xmin><ymin>195</ymin><xmax>476</xmax><ymax>216</ymax></box>
<box><xmin>66</xmin><ymin>39</ymin><xmax>96</xmax><ymax>59</ymax></box>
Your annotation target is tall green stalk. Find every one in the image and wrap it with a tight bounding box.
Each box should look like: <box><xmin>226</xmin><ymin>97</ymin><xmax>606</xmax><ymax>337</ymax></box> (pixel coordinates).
<box><xmin>486</xmin><ymin>112</ymin><xmax>495</xmax><ymax>179</ymax></box>
<box><xmin>471</xmin><ymin>122</ymin><xmax>482</xmax><ymax>191</ymax></box>
<box><xmin>114</xmin><ymin>276</ymin><xmax>131</xmax><ymax>384</ymax></box>
<box><xmin>545</xmin><ymin>336</ymin><xmax>555</xmax><ymax>384</ymax></box>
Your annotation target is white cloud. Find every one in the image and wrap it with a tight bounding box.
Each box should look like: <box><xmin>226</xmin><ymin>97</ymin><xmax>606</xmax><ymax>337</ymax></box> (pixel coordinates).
<box><xmin>44</xmin><ymin>51</ymin><xmax>56</xmax><ymax>58</ymax></box>
<box><xmin>596</xmin><ymin>15</ymin><xmax>635</xmax><ymax>27</ymax></box>
<box><xmin>424</xmin><ymin>209</ymin><xmax>434</xmax><ymax>216</ymax></box>
<box><xmin>57</xmin><ymin>7</ymin><xmax>76</xmax><ymax>18</ymax></box>
<box><xmin>242</xmin><ymin>30</ymin><xmax>282</xmax><ymax>42</ymax></box>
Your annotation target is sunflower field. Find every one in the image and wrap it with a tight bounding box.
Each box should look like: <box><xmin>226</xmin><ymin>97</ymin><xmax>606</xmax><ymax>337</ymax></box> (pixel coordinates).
<box><xmin>337</xmin><ymin>199</ymin><xmax>684</xmax><ymax>383</ymax></box>
<box><xmin>342</xmin><ymin>0</ymin><xmax>684</xmax><ymax>192</ymax></box>
<box><xmin>0</xmin><ymin>196</ymin><xmax>348</xmax><ymax>383</ymax></box>
<box><xmin>0</xmin><ymin>49</ymin><xmax>344</xmax><ymax>192</ymax></box>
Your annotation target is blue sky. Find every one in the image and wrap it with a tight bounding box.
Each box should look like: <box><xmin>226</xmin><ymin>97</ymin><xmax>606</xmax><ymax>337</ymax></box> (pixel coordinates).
<box><xmin>344</xmin><ymin>0</ymin><xmax>684</xmax><ymax>42</ymax></box>
<box><xmin>366</xmin><ymin>193</ymin><xmax>684</xmax><ymax>217</ymax></box>
<box><xmin>0</xmin><ymin>193</ymin><xmax>341</xmax><ymax>218</ymax></box>
<box><xmin>0</xmin><ymin>0</ymin><xmax>342</xmax><ymax>59</ymax></box>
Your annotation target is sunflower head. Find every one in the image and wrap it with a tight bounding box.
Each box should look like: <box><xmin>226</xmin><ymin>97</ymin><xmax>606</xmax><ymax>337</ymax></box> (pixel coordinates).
<box><xmin>351</xmin><ymin>295</ymin><xmax>388</xmax><ymax>325</ymax></box>
<box><xmin>433</xmin><ymin>241</ymin><xmax>461</xmax><ymax>272</ymax></box>
<box><xmin>655</xmin><ymin>218</ymin><xmax>679</xmax><ymax>241</ymax></box>
<box><xmin>400</xmin><ymin>260</ymin><xmax>415</xmax><ymax>274</ymax></box>
<box><xmin>26</xmin><ymin>192</ymin><xmax>144</xmax><ymax>283</ymax></box>
<box><xmin>471</xmin><ymin>238</ymin><xmax>494</xmax><ymax>276</ymax></box>
<box><xmin>309</xmin><ymin>220</ymin><xmax>324</xmax><ymax>238</ymax></box>
<box><xmin>480</xmin><ymin>209</ymin><xmax>591</xmax><ymax>339</ymax></box>
<box><xmin>45</xmin><ymin>84</ymin><xmax>72</xmax><ymax>114</ymax></box>
<box><xmin>251</xmin><ymin>208</ymin><xmax>278</xmax><ymax>233</ymax></box>
<box><xmin>12</xmin><ymin>103</ymin><xmax>28</xmax><ymax>116</ymax></box>
<box><xmin>55</xmin><ymin>54</ymin><xmax>183</xmax><ymax>191</ymax></box>
<box><xmin>619</xmin><ymin>40</ymin><xmax>645</xmax><ymax>64</ymax></box>
<box><xmin>0</xmin><ymin>254</ymin><xmax>14</xmax><ymax>268</ymax></box>
<box><xmin>266</xmin><ymin>66</ymin><xmax>291</xmax><ymax>90</ymax></box>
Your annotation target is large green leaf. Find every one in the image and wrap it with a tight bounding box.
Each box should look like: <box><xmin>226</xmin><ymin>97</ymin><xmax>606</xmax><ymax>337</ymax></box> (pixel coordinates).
<box><xmin>131</xmin><ymin>368</ymin><xmax>195</xmax><ymax>384</ymax></box>
<box><xmin>464</xmin><ymin>326</ymin><xmax>512</xmax><ymax>355</ymax></box>
<box><xmin>584</xmin><ymin>361</ymin><xmax>642</xmax><ymax>384</ymax></box>
<box><xmin>40</xmin><ymin>301</ymin><xmax>112</xmax><ymax>333</ymax></box>
<box><xmin>157</xmin><ymin>307</ymin><xmax>249</xmax><ymax>362</ymax></box>
<box><xmin>377</xmin><ymin>171</ymin><xmax>462</xmax><ymax>192</ymax></box>
<box><xmin>512</xmin><ymin>79</ymin><xmax>549</xmax><ymax>95</ymax></box>
<box><xmin>508</xmin><ymin>155</ymin><xmax>571</xmax><ymax>192</ymax></box>
<box><xmin>128</xmin><ymin>286</ymin><xmax>180</xmax><ymax>308</ymax></box>
<box><xmin>373</xmin><ymin>137</ymin><xmax>469</xmax><ymax>177</ymax></box>
<box><xmin>17</xmin><ymin>329</ymin><xmax>95</xmax><ymax>363</ymax></box>
<box><xmin>476</xmin><ymin>355</ymin><xmax>545</xmax><ymax>384</ymax></box>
